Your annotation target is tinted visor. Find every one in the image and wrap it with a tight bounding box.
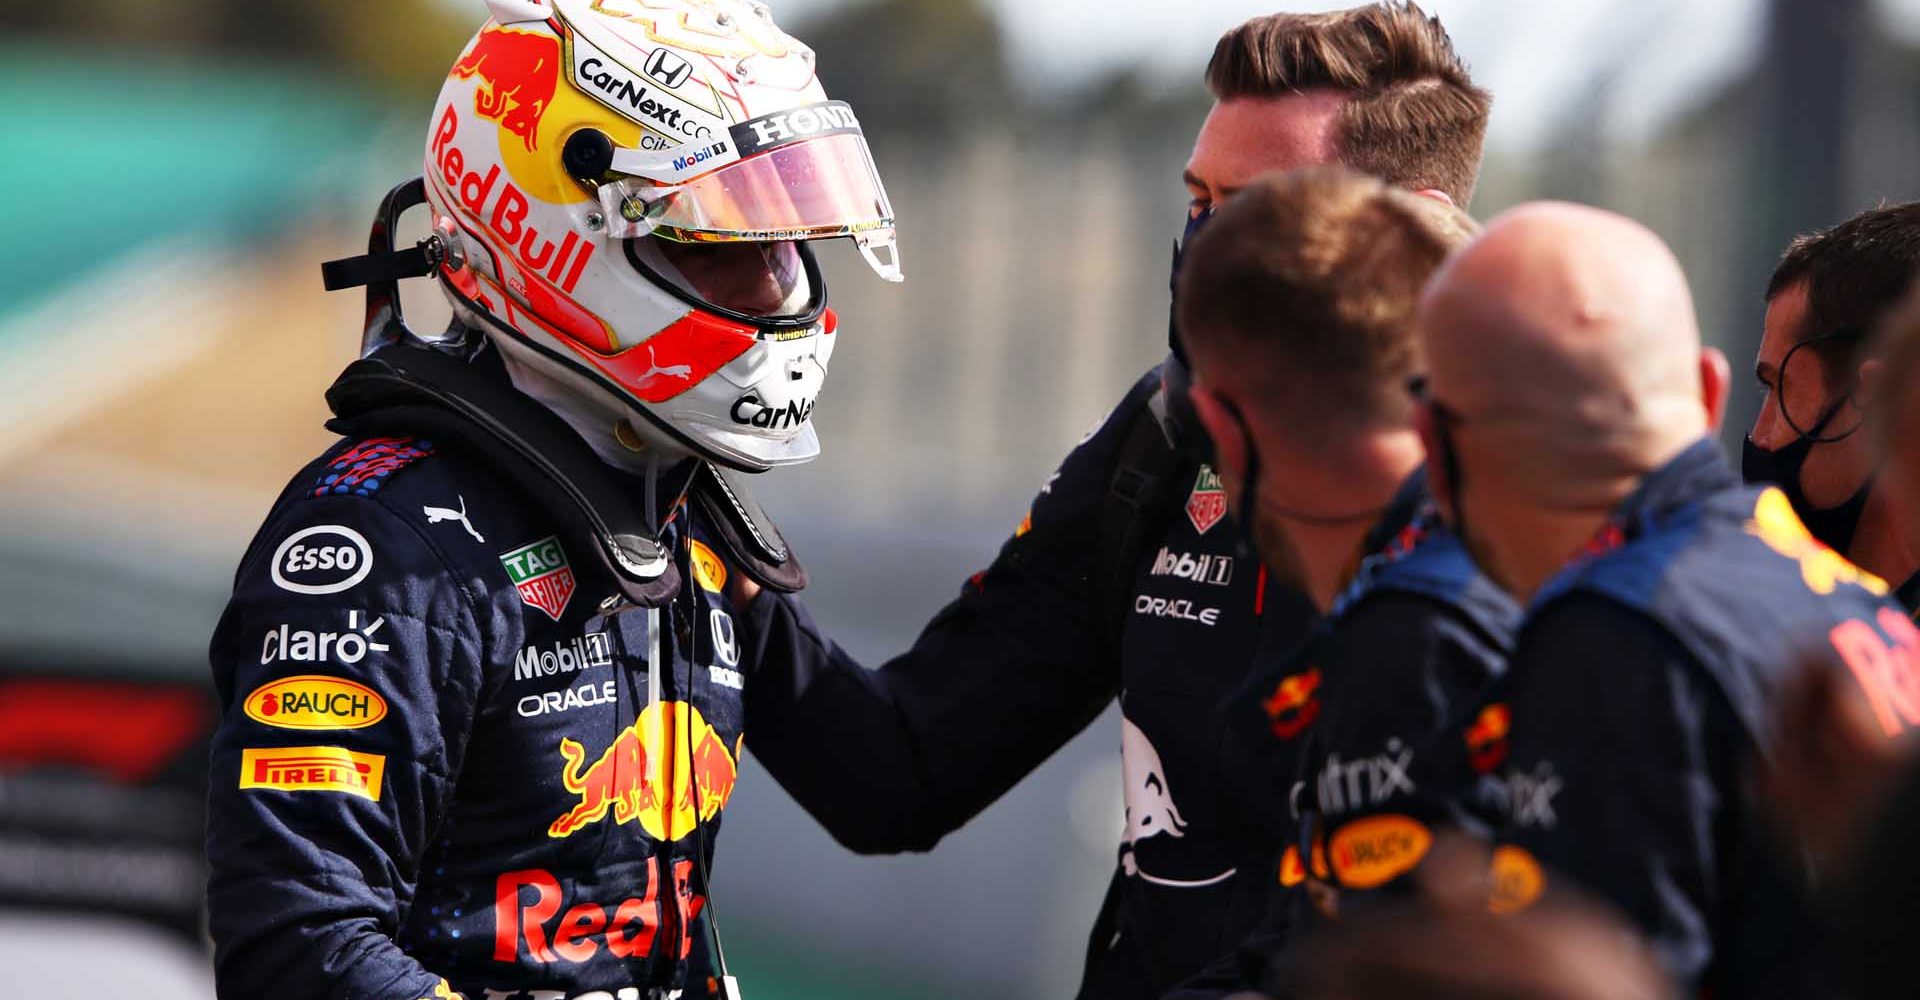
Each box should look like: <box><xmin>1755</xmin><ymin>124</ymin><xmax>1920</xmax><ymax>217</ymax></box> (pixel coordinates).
<box><xmin>601</xmin><ymin>102</ymin><xmax>901</xmax><ymax>282</ymax></box>
<box><xmin>627</xmin><ymin>237</ymin><xmax>815</xmax><ymax>321</ymax></box>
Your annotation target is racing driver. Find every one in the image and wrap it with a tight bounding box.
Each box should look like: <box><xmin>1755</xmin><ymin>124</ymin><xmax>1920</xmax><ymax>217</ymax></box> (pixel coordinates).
<box><xmin>204</xmin><ymin>2</ymin><xmax>901</xmax><ymax>999</ymax></box>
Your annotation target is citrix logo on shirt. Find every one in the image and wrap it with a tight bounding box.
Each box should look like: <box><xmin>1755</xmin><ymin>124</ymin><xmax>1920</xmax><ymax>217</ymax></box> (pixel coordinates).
<box><xmin>1315</xmin><ymin>740</ymin><xmax>1416</xmax><ymax>816</ymax></box>
<box><xmin>1504</xmin><ymin>761</ymin><xmax>1563</xmax><ymax>829</ymax></box>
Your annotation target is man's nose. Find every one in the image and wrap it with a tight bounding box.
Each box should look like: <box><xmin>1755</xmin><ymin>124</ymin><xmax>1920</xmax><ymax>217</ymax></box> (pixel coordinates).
<box><xmin>1750</xmin><ymin>395</ymin><xmax>1787</xmax><ymax>446</ymax></box>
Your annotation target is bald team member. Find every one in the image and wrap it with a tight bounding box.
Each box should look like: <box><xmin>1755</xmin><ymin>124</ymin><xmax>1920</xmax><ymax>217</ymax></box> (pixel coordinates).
<box><xmin>1413</xmin><ymin>203</ymin><xmax>1920</xmax><ymax>994</ymax></box>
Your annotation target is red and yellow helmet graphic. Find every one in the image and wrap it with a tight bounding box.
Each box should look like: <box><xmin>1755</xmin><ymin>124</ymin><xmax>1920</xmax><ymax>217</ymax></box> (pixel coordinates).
<box><xmin>419</xmin><ymin>0</ymin><xmax>891</xmax><ymax>473</ymax></box>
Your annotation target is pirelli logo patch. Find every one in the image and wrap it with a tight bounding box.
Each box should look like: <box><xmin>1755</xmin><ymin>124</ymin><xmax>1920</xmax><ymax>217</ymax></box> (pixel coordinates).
<box><xmin>240</xmin><ymin>746</ymin><xmax>386</xmax><ymax>801</ymax></box>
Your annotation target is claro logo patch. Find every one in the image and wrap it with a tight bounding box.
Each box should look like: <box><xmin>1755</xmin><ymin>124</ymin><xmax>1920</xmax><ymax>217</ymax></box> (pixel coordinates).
<box><xmin>245</xmin><ymin>675</ymin><xmax>388</xmax><ymax>731</ymax></box>
<box><xmin>271</xmin><ymin>525</ymin><xmax>374</xmax><ymax>595</ymax></box>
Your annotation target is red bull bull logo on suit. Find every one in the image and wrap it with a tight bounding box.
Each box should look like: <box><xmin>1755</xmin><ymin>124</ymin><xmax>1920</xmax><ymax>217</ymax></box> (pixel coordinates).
<box><xmin>548</xmin><ymin>701</ymin><xmax>738</xmax><ymax>841</ymax></box>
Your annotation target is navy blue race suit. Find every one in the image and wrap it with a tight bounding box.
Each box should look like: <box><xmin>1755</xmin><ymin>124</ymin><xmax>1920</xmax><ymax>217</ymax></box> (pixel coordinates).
<box><xmin>739</xmin><ymin>367</ymin><xmax>1320</xmax><ymax>999</ymax></box>
<box><xmin>207</xmin><ymin>348</ymin><xmax>787</xmax><ymax>1000</ymax></box>
<box><xmin>1167</xmin><ymin>474</ymin><xmax>1519</xmax><ymax>999</ymax></box>
<box><xmin>1489</xmin><ymin>439</ymin><xmax>1920</xmax><ymax>996</ymax></box>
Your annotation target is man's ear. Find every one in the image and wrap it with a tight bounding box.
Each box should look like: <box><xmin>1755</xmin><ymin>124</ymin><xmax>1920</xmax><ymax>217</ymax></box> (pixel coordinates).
<box><xmin>1413</xmin><ymin>403</ymin><xmax>1451</xmax><ymax>515</ymax></box>
<box><xmin>1856</xmin><ymin>357</ymin><xmax>1885</xmax><ymax>413</ymax></box>
<box><xmin>1189</xmin><ymin>380</ymin><xmax>1247</xmax><ymax>486</ymax></box>
<box><xmin>1701</xmin><ymin>347</ymin><xmax>1731</xmax><ymax>432</ymax></box>
<box><xmin>1414</xmin><ymin>188</ymin><xmax>1456</xmax><ymax>207</ymax></box>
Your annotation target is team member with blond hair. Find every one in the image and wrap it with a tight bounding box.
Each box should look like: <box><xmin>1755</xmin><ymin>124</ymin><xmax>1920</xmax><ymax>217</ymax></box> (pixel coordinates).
<box><xmin>1169</xmin><ymin>166</ymin><xmax>1516</xmax><ymax>997</ymax></box>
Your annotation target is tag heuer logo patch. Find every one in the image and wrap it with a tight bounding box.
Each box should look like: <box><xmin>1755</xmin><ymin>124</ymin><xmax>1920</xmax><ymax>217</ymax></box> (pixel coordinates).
<box><xmin>1186</xmin><ymin>466</ymin><xmax>1228</xmax><ymax>536</ymax></box>
<box><xmin>501</xmin><ymin>536</ymin><xmax>576</xmax><ymax>621</ymax></box>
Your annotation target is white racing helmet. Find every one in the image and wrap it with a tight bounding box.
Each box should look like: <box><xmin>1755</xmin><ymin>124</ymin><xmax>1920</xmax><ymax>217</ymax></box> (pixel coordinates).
<box><xmin>422</xmin><ymin>0</ymin><xmax>900</xmax><ymax>472</ymax></box>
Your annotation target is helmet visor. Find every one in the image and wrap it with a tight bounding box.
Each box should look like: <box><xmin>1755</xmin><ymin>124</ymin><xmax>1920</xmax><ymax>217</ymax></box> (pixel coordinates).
<box><xmin>601</xmin><ymin>102</ymin><xmax>902</xmax><ymax>282</ymax></box>
<box><xmin>628</xmin><ymin>237</ymin><xmax>815</xmax><ymax>321</ymax></box>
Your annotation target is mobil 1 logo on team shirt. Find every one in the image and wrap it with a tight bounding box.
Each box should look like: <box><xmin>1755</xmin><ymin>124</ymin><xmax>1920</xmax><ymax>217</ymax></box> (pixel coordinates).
<box><xmin>1150</xmin><ymin>547</ymin><xmax>1234</xmax><ymax>587</ymax></box>
<box><xmin>272</xmin><ymin>525</ymin><xmax>374</xmax><ymax>595</ymax></box>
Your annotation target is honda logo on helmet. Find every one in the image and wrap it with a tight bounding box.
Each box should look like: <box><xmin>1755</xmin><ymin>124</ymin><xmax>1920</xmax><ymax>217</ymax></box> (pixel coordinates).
<box><xmin>644</xmin><ymin>47</ymin><xmax>694</xmax><ymax>89</ymax></box>
<box><xmin>733</xmin><ymin>101</ymin><xmax>863</xmax><ymax>156</ymax></box>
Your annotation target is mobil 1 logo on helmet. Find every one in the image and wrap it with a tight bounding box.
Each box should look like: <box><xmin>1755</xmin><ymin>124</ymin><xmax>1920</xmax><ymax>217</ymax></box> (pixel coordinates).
<box><xmin>272</xmin><ymin>525</ymin><xmax>374</xmax><ymax>595</ymax></box>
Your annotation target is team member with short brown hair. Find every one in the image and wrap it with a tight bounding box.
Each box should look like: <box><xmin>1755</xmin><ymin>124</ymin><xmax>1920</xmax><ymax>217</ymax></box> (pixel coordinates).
<box><xmin>1172</xmin><ymin>167</ymin><xmax>1518</xmax><ymax>997</ymax></box>
<box><xmin>1202</xmin><ymin>5</ymin><xmax>1490</xmax><ymax>207</ymax></box>
<box><xmin>737</xmin><ymin>7</ymin><xmax>1493</xmax><ymax>999</ymax></box>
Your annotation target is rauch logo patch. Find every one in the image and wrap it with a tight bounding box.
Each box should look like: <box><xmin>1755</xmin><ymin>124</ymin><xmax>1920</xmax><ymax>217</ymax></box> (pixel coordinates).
<box><xmin>501</xmin><ymin>536</ymin><xmax>577</xmax><ymax>621</ymax></box>
<box><xmin>1329</xmin><ymin>814</ymin><xmax>1432</xmax><ymax>890</ymax></box>
<box><xmin>245</xmin><ymin>675</ymin><xmax>388</xmax><ymax>731</ymax></box>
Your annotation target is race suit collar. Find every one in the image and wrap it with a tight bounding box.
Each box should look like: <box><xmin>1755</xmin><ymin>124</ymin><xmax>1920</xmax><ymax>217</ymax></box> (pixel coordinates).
<box><xmin>1609</xmin><ymin>437</ymin><xmax>1739</xmax><ymax>538</ymax></box>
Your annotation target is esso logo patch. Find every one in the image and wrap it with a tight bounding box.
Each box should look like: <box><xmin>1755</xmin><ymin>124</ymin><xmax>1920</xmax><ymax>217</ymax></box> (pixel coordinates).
<box><xmin>271</xmin><ymin>525</ymin><xmax>374</xmax><ymax>595</ymax></box>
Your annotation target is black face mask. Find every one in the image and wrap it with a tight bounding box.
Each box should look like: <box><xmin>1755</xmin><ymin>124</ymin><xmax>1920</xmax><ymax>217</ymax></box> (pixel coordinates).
<box><xmin>1742</xmin><ymin>402</ymin><xmax>1873</xmax><ymax>554</ymax></box>
<box><xmin>1741</xmin><ymin>332</ymin><xmax>1873</xmax><ymax>554</ymax></box>
<box><xmin>1158</xmin><ymin>209</ymin><xmax>1217</xmax><ymax>466</ymax></box>
<box><xmin>1406</xmin><ymin>376</ymin><xmax>1470</xmax><ymax>543</ymax></box>
<box><xmin>1169</xmin><ymin>207</ymin><xmax>1214</xmax><ymax>359</ymax></box>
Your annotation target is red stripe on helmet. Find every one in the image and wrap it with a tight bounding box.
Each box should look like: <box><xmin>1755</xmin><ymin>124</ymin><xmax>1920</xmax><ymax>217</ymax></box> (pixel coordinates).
<box><xmin>608</xmin><ymin>312</ymin><xmax>758</xmax><ymax>404</ymax></box>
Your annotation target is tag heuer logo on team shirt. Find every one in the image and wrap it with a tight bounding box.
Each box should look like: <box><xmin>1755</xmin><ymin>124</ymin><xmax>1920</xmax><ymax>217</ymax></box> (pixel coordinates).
<box><xmin>501</xmin><ymin>536</ymin><xmax>576</xmax><ymax>621</ymax></box>
<box><xmin>1186</xmin><ymin>466</ymin><xmax>1228</xmax><ymax>536</ymax></box>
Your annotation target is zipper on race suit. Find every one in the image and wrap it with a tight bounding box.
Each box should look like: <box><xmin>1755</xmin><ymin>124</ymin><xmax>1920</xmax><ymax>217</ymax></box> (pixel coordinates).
<box><xmin>644</xmin><ymin>603</ymin><xmax>685</xmax><ymax>991</ymax></box>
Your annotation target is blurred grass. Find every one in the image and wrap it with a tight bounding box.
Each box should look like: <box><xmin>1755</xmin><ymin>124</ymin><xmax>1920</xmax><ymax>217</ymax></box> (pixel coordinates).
<box><xmin>0</xmin><ymin>43</ymin><xmax>372</xmax><ymax>320</ymax></box>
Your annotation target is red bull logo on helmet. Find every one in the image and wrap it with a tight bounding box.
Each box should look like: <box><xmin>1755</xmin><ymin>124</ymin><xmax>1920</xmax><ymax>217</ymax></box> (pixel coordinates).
<box><xmin>451</xmin><ymin>24</ymin><xmax>562</xmax><ymax>152</ymax></box>
<box><xmin>548</xmin><ymin>701</ymin><xmax>738</xmax><ymax>841</ymax></box>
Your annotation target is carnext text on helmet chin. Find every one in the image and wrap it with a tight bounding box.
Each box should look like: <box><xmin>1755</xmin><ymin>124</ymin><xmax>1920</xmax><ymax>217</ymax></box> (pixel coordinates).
<box><xmin>730</xmin><ymin>394</ymin><xmax>815</xmax><ymax>431</ymax></box>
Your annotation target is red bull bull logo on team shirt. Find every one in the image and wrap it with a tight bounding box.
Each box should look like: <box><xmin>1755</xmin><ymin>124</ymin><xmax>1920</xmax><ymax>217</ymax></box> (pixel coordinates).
<box><xmin>1261</xmin><ymin>667</ymin><xmax>1322</xmax><ymax>740</ymax></box>
<box><xmin>1464</xmin><ymin>702</ymin><xmax>1511</xmax><ymax>774</ymax></box>
<box><xmin>548</xmin><ymin>701</ymin><xmax>738</xmax><ymax>841</ymax></box>
<box><xmin>450</xmin><ymin>24</ymin><xmax>562</xmax><ymax>152</ymax></box>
